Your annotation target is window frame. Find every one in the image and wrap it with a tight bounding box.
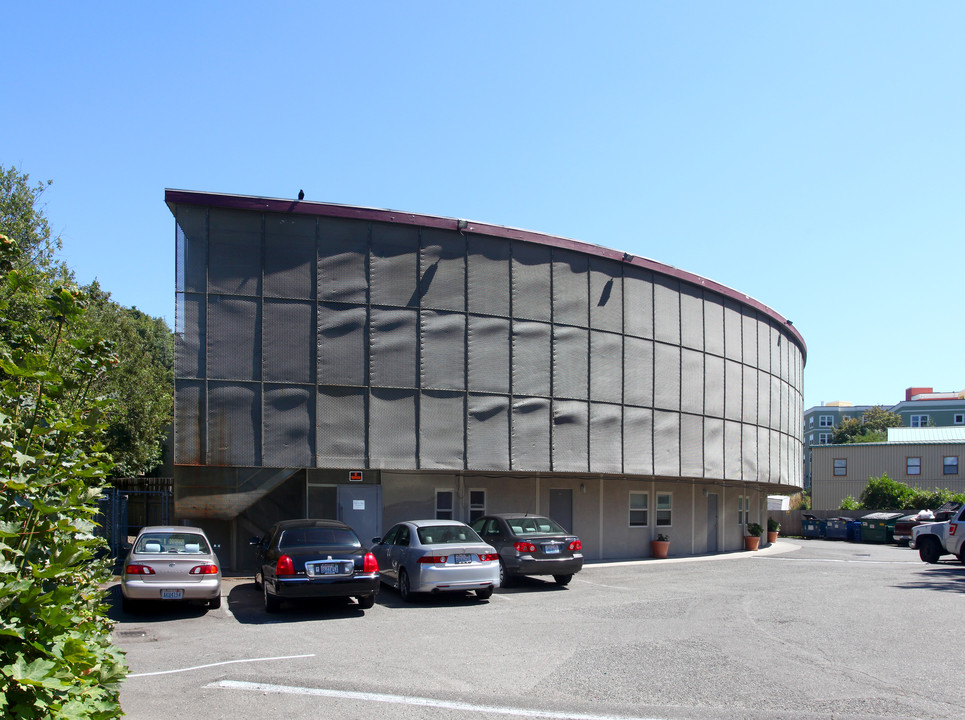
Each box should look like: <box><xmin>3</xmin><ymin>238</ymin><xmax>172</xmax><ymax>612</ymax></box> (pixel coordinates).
<box><xmin>910</xmin><ymin>414</ymin><xmax>929</xmax><ymax>428</ymax></box>
<box><xmin>656</xmin><ymin>492</ymin><xmax>673</xmax><ymax>527</ymax></box>
<box><xmin>906</xmin><ymin>456</ymin><xmax>921</xmax><ymax>476</ymax></box>
<box><xmin>468</xmin><ymin>489</ymin><xmax>486</xmax><ymax>523</ymax></box>
<box><xmin>944</xmin><ymin>456</ymin><xmax>959</xmax><ymax>475</ymax></box>
<box><xmin>818</xmin><ymin>415</ymin><xmax>833</xmax><ymax>428</ymax></box>
<box><xmin>435</xmin><ymin>489</ymin><xmax>454</xmax><ymax>520</ymax></box>
<box><xmin>955</xmin><ymin>413</ymin><xmax>964</xmax><ymax>425</ymax></box>
<box><xmin>737</xmin><ymin>495</ymin><xmax>750</xmax><ymax>525</ymax></box>
<box><xmin>629</xmin><ymin>491</ymin><xmax>649</xmax><ymax>527</ymax></box>
<box><xmin>833</xmin><ymin>458</ymin><xmax>847</xmax><ymax>477</ymax></box>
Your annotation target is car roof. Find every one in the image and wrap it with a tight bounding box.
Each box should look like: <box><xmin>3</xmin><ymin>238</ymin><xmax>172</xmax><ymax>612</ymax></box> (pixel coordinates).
<box><xmin>271</xmin><ymin>519</ymin><xmax>352</xmax><ymax>531</ymax></box>
<box><xmin>136</xmin><ymin>525</ymin><xmax>208</xmax><ymax>535</ymax></box>
<box><xmin>481</xmin><ymin>513</ymin><xmax>548</xmax><ymax>520</ymax></box>
<box><xmin>400</xmin><ymin>519</ymin><xmax>470</xmax><ymax>528</ymax></box>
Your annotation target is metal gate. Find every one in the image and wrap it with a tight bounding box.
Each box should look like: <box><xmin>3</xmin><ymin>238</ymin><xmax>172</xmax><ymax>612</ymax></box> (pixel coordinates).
<box><xmin>97</xmin><ymin>481</ymin><xmax>173</xmax><ymax>561</ymax></box>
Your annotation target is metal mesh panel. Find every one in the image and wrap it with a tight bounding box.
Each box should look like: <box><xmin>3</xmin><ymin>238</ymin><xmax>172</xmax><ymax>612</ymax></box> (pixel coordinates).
<box><xmin>681</xmin><ymin>348</ymin><xmax>704</xmax><ymax>415</ymax></box>
<box><xmin>467</xmin><ymin>235</ymin><xmax>510</xmax><ymax>316</ymax></box>
<box><xmin>589</xmin><ymin>402</ymin><xmax>622</xmax><ymax>473</ymax></box>
<box><xmin>724</xmin><ymin>420</ymin><xmax>742</xmax><ymax>479</ymax></box>
<box><xmin>704</xmin><ymin>354</ymin><xmax>724</xmax><ymax>418</ymax></box>
<box><xmin>758</xmin><ymin>426</ymin><xmax>771</xmax><ymax>483</ymax></box>
<box><xmin>654</xmin><ymin>344</ymin><xmax>680</xmax><ymax>411</ymax></box>
<box><xmin>680</xmin><ymin>285</ymin><xmax>704</xmax><ymax>351</ymax></box>
<box><xmin>370</xmin><ymin>308</ymin><xmax>418</xmax><ymax>388</ymax></box>
<box><xmin>653</xmin><ymin>410</ymin><xmax>680</xmax><ymax>477</ymax></box>
<box><xmin>703</xmin><ymin>295</ymin><xmax>724</xmax><ymax>356</ymax></box>
<box><xmin>703</xmin><ymin>416</ymin><xmax>724</xmax><ymax>479</ymax></box>
<box><xmin>208</xmin><ymin>209</ymin><xmax>261</xmax><ymax>296</ymax></box>
<box><xmin>723</xmin><ymin>301</ymin><xmax>742</xmax><ymax>362</ymax></box>
<box><xmin>742</xmin><ymin>424</ymin><xmax>758</xmax><ymax>480</ymax></box>
<box><xmin>264</xmin><ymin>300</ymin><xmax>315</xmax><ymax>384</ymax></box>
<box><xmin>370</xmin><ymin>223</ymin><xmax>419</xmax><ymax>307</ymax></box>
<box><xmin>757</xmin><ymin>319</ymin><xmax>772</xmax><ymax>374</ymax></box>
<box><xmin>590</xmin><ymin>258</ymin><xmax>623</xmax><ymax>333</ymax></box>
<box><xmin>590</xmin><ymin>331</ymin><xmax>622</xmax><ymax>403</ymax></box>
<box><xmin>552</xmin><ymin>400</ymin><xmax>588</xmax><ymax>472</ymax></box>
<box><xmin>207</xmin><ymin>381</ymin><xmax>261</xmax><ymax>466</ymax></box>
<box><xmin>317</xmin><ymin>387</ymin><xmax>366</xmax><ymax>467</ymax></box>
<box><xmin>420</xmin><ymin>229</ymin><xmax>466</xmax><ymax>312</ymax></box>
<box><xmin>176</xmin><ymin>205</ymin><xmax>207</xmax><ymax>293</ymax></box>
<box><xmin>771</xmin><ymin>375</ymin><xmax>783</xmax><ymax>436</ymax></box>
<box><xmin>420</xmin><ymin>311</ymin><xmax>466</xmax><ymax>391</ymax></box>
<box><xmin>318</xmin><ymin>217</ymin><xmax>368</xmax><ymax>304</ymax></box>
<box><xmin>624</xmin><ymin>268</ymin><xmax>653</xmax><ymax>339</ymax></box>
<box><xmin>552</xmin><ymin>250</ymin><xmax>589</xmax><ymax>327</ymax></box>
<box><xmin>207</xmin><ymin>296</ymin><xmax>261</xmax><ymax>381</ymax></box>
<box><xmin>653</xmin><ymin>277</ymin><xmax>680</xmax><ymax>346</ymax></box>
<box><xmin>174</xmin><ymin>379</ymin><xmax>205</xmax><ymax>465</ymax></box>
<box><xmin>467</xmin><ymin>394</ymin><xmax>509</xmax><ymax>470</ymax></box>
<box><xmin>724</xmin><ymin>360</ymin><xmax>742</xmax><ymax>422</ymax></box>
<box><xmin>680</xmin><ymin>414</ymin><xmax>704</xmax><ymax>478</ymax></box>
<box><xmin>263</xmin><ymin>384</ymin><xmax>315</xmax><ymax>467</ymax></box>
<box><xmin>512</xmin><ymin>243</ymin><xmax>552</xmax><ymax>321</ymax></box>
<box><xmin>369</xmin><ymin>388</ymin><xmax>417</xmax><ymax>468</ymax></box>
<box><xmin>553</xmin><ymin>325</ymin><xmax>588</xmax><ymax>400</ymax></box>
<box><xmin>176</xmin><ymin>293</ymin><xmax>205</xmax><ymax>379</ymax></box>
<box><xmin>623</xmin><ymin>406</ymin><xmax>653</xmax><ymax>475</ymax></box>
<box><xmin>512</xmin><ymin>321</ymin><xmax>551</xmax><ymax>397</ymax></box>
<box><xmin>742</xmin><ymin>311</ymin><xmax>758</xmax><ymax>367</ymax></box>
<box><xmin>420</xmin><ymin>391</ymin><xmax>465</xmax><ymax>469</ymax></box>
<box><xmin>623</xmin><ymin>337</ymin><xmax>653</xmax><ymax>407</ymax></box>
<box><xmin>318</xmin><ymin>303</ymin><xmax>367</xmax><ymax>386</ymax></box>
<box><xmin>265</xmin><ymin>214</ymin><xmax>316</xmax><ymax>300</ymax></box>
<box><xmin>757</xmin><ymin>370</ymin><xmax>770</xmax><ymax>429</ymax></box>
<box><xmin>468</xmin><ymin>316</ymin><xmax>510</xmax><ymax>393</ymax></box>
<box><xmin>511</xmin><ymin>397</ymin><xmax>550</xmax><ymax>470</ymax></box>
<box><xmin>742</xmin><ymin>365</ymin><xmax>758</xmax><ymax>425</ymax></box>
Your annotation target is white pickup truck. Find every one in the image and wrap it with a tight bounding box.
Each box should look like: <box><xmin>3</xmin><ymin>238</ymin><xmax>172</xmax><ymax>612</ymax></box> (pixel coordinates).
<box><xmin>910</xmin><ymin>502</ymin><xmax>965</xmax><ymax>564</ymax></box>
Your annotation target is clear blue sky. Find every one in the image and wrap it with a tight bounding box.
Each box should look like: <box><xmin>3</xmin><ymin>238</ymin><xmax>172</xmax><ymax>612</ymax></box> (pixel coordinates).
<box><xmin>3</xmin><ymin>2</ymin><xmax>963</xmax><ymax>411</ymax></box>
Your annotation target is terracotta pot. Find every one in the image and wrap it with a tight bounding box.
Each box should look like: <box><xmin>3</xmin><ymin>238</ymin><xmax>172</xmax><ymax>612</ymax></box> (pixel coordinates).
<box><xmin>650</xmin><ymin>540</ymin><xmax>670</xmax><ymax>559</ymax></box>
<box><xmin>744</xmin><ymin>535</ymin><xmax>761</xmax><ymax>551</ymax></box>
<box><xmin>767</xmin><ymin>531</ymin><xmax>779</xmax><ymax>543</ymax></box>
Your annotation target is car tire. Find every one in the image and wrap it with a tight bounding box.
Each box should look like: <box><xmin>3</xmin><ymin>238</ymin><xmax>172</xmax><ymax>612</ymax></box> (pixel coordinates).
<box><xmin>356</xmin><ymin>594</ymin><xmax>375</xmax><ymax>610</ymax></box>
<box><xmin>498</xmin><ymin>559</ymin><xmax>511</xmax><ymax>587</ymax></box>
<box><xmin>918</xmin><ymin>538</ymin><xmax>941</xmax><ymax>564</ymax></box>
<box><xmin>399</xmin><ymin>568</ymin><xmax>414</xmax><ymax>602</ymax></box>
<box><xmin>553</xmin><ymin>574</ymin><xmax>573</xmax><ymax>586</ymax></box>
<box><xmin>209</xmin><ymin>595</ymin><xmax>222</xmax><ymax>610</ymax></box>
<box><xmin>476</xmin><ymin>587</ymin><xmax>493</xmax><ymax>600</ymax></box>
<box><xmin>263</xmin><ymin>581</ymin><xmax>281</xmax><ymax>613</ymax></box>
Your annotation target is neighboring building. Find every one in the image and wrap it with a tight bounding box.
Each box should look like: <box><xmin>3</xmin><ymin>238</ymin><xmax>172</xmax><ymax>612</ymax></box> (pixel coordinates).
<box><xmin>167</xmin><ymin>190</ymin><xmax>806</xmax><ymax>569</ymax></box>
<box><xmin>811</xmin><ymin>427</ymin><xmax>965</xmax><ymax>510</ymax></box>
<box><xmin>803</xmin><ymin>388</ymin><xmax>965</xmax><ymax>490</ymax></box>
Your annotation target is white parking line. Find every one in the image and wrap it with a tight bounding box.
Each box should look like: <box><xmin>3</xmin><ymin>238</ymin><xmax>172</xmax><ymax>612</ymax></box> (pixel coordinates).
<box><xmin>209</xmin><ymin>680</ymin><xmax>670</xmax><ymax>720</ymax></box>
<box><xmin>128</xmin><ymin>654</ymin><xmax>315</xmax><ymax>678</ymax></box>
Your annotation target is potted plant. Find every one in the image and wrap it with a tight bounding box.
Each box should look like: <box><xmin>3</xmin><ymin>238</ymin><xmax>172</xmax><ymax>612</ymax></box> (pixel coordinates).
<box><xmin>767</xmin><ymin>517</ymin><xmax>780</xmax><ymax>543</ymax></box>
<box><xmin>744</xmin><ymin>523</ymin><xmax>764</xmax><ymax>551</ymax></box>
<box><xmin>651</xmin><ymin>533</ymin><xmax>670</xmax><ymax>559</ymax></box>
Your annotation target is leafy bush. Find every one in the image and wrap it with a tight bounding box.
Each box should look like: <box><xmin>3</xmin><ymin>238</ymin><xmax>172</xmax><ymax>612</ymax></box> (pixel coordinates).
<box><xmin>841</xmin><ymin>475</ymin><xmax>965</xmax><ymax>511</ymax></box>
<box><xmin>839</xmin><ymin>495</ymin><xmax>861</xmax><ymax>510</ymax></box>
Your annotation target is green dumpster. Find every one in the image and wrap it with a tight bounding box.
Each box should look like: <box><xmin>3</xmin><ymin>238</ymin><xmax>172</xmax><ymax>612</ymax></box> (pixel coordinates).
<box><xmin>860</xmin><ymin>512</ymin><xmax>904</xmax><ymax>543</ymax></box>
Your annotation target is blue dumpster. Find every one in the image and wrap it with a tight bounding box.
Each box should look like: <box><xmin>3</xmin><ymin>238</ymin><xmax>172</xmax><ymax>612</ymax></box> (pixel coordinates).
<box><xmin>825</xmin><ymin>517</ymin><xmax>850</xmax><ymax>540</ymax></box>
<box><xmin>846</xmin><ymin>520</ymin><xmax>862</xmax><ymax>543</ymax></box>
<box><xmin>802</xmin><ymin>514</ymin><xmax>826</xmax><ymax>539</ymax></box>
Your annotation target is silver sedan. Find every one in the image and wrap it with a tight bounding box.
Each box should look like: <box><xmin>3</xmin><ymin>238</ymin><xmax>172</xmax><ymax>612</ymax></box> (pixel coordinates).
<box><xmin>371</xmin><ymin>520</ymin><xmax>499</xmax><ymax>601</ymax></box>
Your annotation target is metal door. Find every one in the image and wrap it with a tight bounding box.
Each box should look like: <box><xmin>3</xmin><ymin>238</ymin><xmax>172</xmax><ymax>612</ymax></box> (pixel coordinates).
<box><xmin>549</xmin><ymin>489</ymin><xmax>573</xmax><ymax>532</ymax></box>
<box><xmin>338</xmin><ymin>485</ymin><xmax>382</xmax><ymax>546</ymax></box>
<box><xmin>707</xmin><ymin>493</ymin><xmax>719</xmax><ymax>553</ymax></box>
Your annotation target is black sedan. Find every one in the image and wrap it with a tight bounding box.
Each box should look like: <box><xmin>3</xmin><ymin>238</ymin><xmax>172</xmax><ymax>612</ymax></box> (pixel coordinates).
<box><xmin>470</xmin><ymin>513</ymin><xmax>583</xmax><ymax>586</ymax></box>
<box><xmin>250</xmin><ymin>519</ymin><xmax>380</xmax><ymax>613</ymax></box>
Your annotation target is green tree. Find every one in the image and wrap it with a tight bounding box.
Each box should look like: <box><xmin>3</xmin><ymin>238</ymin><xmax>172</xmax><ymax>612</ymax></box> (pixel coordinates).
<box><xmin>860</xmin><ymin>474</ymin><xmax>916</xmax><ymax>510</ymax></box>
<box><xmin>832</xmin><ymin>406</ymin><xmax>902</xmax><ymax>444</ymax></box>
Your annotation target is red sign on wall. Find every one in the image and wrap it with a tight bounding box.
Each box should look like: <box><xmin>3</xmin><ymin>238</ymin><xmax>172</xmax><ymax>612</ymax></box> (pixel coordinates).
<box><xmin>349</xmin><ymin>471</ymin><xmax>363</xmax><ymax>482</ymax></box>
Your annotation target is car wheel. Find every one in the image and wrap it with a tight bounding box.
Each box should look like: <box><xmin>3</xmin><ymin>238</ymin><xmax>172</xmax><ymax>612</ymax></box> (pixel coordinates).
<box><xmin>263</xmin><ymin>581</ymin><xmax>281</xmax><ymax>613</ymax></box>
<box><xmin>498</xmin><ymin>559</ymin><xmax>511</xmax><ymax>587</ymax></box>
<box><xmin>553</xmin><ymin>574</ymin><xmax>573</xmax><ymax>586</ymax></box>
<box><xmin>356</xmin><ymin>594</ymin><xmax>375</xmax><ymax>610</ymax></box>
<box><xmin>918</xmin><ymin>538</ymin><xmax>941</xmax><ymax>564</ymax></box>
<box><xmin>399</xmin><ymin>568</ymin><xmax>414</xmax><ymax>602</ymax></box>
<box><xmin>476</xmin><ymin>587</ymin><xmax>493</xmax><ymax>600</ymax></box>
<box><xmin>208</xmin><ymin>595</ymin><xmax>222</xmax><ymax>610</ymax></box>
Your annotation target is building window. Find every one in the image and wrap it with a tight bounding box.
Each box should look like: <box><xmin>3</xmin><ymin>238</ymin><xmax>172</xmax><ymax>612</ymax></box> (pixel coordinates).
<box><xmin>819</xmin><ymin>415</ymin><xmax>833</xmax><ymax>428</ymax></box>
<box><xmin>468</xmin><ymin>490</ymin><xmax>486</xmax><ymax>523</ymax></box>
<box><xmin>955</xmin><ymin>414</ymin><xmax>964</xmax><ymax>425</ymax></box>
<box><xmin>808</xmin><ymin>417</ymin><xmax>814</xmax><ymax>428</ymax></box>
<box><xmin>435</xmin><ymin>490</ymin><xmax>454</xmax><ymax>520</ymax></box>
<box><xmin>656</xmin><ymin>493</ymin><xmax>672</xmax><ymax>527</ymax></box>
<box><xmin>906</xmin><ymin>457</ymin><xmax>921</xmax><ymax>476</ymax></box>
<box><xmin>737</xmin><ymin>496</ymin><xmax>750</xmax><ymax>525</ymax></box>
<box><xmin>910</xmin><ymin>415</ymin><xmax>929</xmax><ymax>428</ymax></box>
<box><xmin>629</xmin><ymin>492</ymin><xmax>648</xmax><ymax>527</ymax></box>
<box><xmin>833</xmin><ymin>458</ymin><xmax>847</xmax><ymax>476</ymax></box>
<box><xmin>944</xmin><ymin>456</ymin><xmax>959</xmax><ymax>475</ymax></box>
<box><xmin>818</xmin><ymin>433</ymin><xmax>832</xmax><ymax>445</ymax></box>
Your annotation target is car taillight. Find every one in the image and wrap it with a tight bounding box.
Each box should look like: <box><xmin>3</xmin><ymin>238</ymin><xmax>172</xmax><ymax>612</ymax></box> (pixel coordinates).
<box><xmin>569</xmin><ymin>540</ymin><xmax>582</xmax><ymax>551</ymax></box>
<box><xmin>125</xmin><ymin>564</ymin><xmax>155</xmax><ymax>575</ymax></box>
<box><xmin>950</xmin><ymin>524</ymin><xmax>958</xmax><ymax>536</ymax></box>
<box><xmin>478</xmin><ymin>553</ymin><xmax>499</xmax><ymax>562</ymax></box>
<box><xmin>275</xmin><ymin>555</ymin><xmax>295</xmax><ymax>576</ymax></box>
<box><xmin>363</xmin><ymin>552</ymin><xmax>379</xmax><ymax>573</ymax></box>
<box><xmin>514</xmin><ymin>542</ymin><xmax>537</xmax><ymax>553</ymax></box>
<box><xmin>418</xmin><ymin>556</ymin><xmax>448</xmax><ymax>564</ymax></box>
<box><xmin>190</xmin><ymin>564</ymin><xmax>219</xmax><ymax>575</ymax></box>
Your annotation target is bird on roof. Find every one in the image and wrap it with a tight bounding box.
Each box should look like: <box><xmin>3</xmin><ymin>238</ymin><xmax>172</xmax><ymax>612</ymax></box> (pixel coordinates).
<box><xmin>297</xmin><ymin>189</ymin><xmax>305</xmax><ymax>201</ymax></box>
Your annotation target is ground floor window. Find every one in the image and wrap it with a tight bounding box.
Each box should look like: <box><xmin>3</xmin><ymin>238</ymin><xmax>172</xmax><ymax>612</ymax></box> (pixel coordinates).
<box><xmin>738</xmin><ymin>496</ymin><xmax>750</xmax><ymax>525</ymax></box>
<box><xmin>629</xmin><ymin>492</ymin><xmax>648</xmax><ymax>527</ymax></box>
<box><xmin>656</xmin><ymin>493</ymin><xmax>672</xmax><ymax>527</ymax></box>
<box><xmin>436</xmin><ymin>490</ymin><xmax>453</xmax><ymax>520</ymax></box>
<box><xmin>469</xmin><ymin>489</ymin><xmax>486</xmax><ymax>523</ymax></box>
<box><xmin>834</xmin><ymin>458</ymin><xmax>847</xmax><ymax>476</ymax></box>
<box><xmin>906</xmin><ymin>457</ymin><xmax>921</xmax><ymax>475</ymax></box>
<box><xmin>945</xmin><ymin>456</ymin><xmax>959</xmax><ymax>475</ymax></box>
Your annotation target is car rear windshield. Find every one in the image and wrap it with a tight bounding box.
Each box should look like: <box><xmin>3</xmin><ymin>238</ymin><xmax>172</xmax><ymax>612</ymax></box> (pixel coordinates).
<box><xmin>417</xmin><ymin>525</ymin><xmax>483</xmax><ymax>545</ymax></box>
<box><xmin>278</xmin><ymin>527</ymin><xmax>361</xmax><ymax>549</ymax></box>
<box><xmin>135</xmin><ymin>533</ymin><xmax>210</xmax><ymax>554</ymax></box>
<box><xmin>507</xmin><ymin>517</ymin><xmax>567</xmax><ymax>536</ymax></box>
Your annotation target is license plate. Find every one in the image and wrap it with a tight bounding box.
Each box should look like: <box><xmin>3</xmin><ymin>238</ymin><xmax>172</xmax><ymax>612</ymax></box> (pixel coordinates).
<box><xmin>454</xmin><ymin>554</ymin><xmax>471</xmax><ymax>564</ymax></box>
<box><xmin>161</xmin><ymin>589</ymin><xmax>183</xmax><ymax>600</ymax></box>
<box><xmin>543</xmin><ymin>544</ymin><xmax>560</xmax><ymax>555</ymax></box>
<box><xmin>312</xmin><ymin>564</ymin><xmax>338</xmax><ymax>575</ymax></box>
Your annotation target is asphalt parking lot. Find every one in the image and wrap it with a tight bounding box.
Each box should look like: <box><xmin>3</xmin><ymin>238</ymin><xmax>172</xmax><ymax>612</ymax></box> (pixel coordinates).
<box><xmin>110</xmin><ymin>540</ymin><xmax>965</xmax><ymax>720</ymax></box>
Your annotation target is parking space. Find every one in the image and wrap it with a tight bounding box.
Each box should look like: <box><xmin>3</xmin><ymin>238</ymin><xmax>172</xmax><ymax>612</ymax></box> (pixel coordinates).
<box><xmin>113</xmin><ymin>541</ymin><xmax>965</xmax><ymax>720</ymax></box>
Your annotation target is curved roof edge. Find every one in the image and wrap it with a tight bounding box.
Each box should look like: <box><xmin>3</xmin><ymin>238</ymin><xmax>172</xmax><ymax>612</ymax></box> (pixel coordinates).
<box><xmin>165</xmin><ymin>189</ymin><xmax>807</xmax><ymax>360</ymax></box>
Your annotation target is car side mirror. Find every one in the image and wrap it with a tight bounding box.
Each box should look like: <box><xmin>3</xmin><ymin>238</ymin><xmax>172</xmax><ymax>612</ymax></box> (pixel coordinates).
<box><xmin>372</xmin><ymin>537</ymin><xmax>382</xmax><ymax>545</ymax></box>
